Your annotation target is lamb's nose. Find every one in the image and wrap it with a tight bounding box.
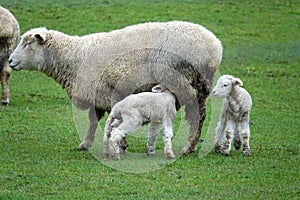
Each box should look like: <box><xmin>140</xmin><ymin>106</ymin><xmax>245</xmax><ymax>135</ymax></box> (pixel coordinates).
<box><xmin>8</xmin><ymin>58</ymin><xmax>12</xmax><ymax>64</ymax></box>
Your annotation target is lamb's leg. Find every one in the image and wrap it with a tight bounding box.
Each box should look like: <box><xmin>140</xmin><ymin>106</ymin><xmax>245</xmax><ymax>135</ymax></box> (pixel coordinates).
<box><xmin>240</xmin><ymin>120</ymin><xmax>251</xmax><ymax>156</ymax></box>
<box><xmin>1</xmin><ymin>63</ymin><xmax>11</xmax><ymax>105</ymax></box>
<box><xmin>103</xmin><ymin>114</ymin><xmax>114</xmax><ymax>158</ymax></box>
<box><xmin>103</xmin><ymin>130</ymin><xmax>110</xmax><ymax>158</ymax></box>
<box><xmin>109</xmin><ymin>117</ymin><xmax>141</xmax><ymax>160</ymax></box>
<box><xmin>78</xmin><ymin>108</ymin><xmax>105</xmax><ymax>150</ymax></box>
<box><xmin>220</xmin><ymin>120</ymin><xmax>235</xmax><ymax>156</ymax></box>
<box><xmin>162</xmin><ymin>120</ymin><xmax>175</xmax><ymax>159</ymax></box>
<box><xmin>181</xmin><ymin>97</ymin><xmax>205</xmax><ymax>154</ymax></box>
<box><xmin>234</xmin><ymin>122</ymin><xmax>242</xmax><ymax>150</ymax></box>
<box><xmin>146</xmin><ymin>122</ymin><xmax>161</xmax><ymax>156</ymax></box>
<box><xmin>215</xmin><ymin>121</ymin><xmax>223</xmax><ymax>153</ymax></box>
<box><xmin>108</xmin><ymin>128</ymin><xmax>125</xmax><ymax>160</ymax></box>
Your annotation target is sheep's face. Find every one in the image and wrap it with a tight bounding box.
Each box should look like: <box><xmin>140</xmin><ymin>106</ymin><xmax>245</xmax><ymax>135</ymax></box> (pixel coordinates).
<box><xmin>212</xmin><ymin>75</ymin><xmax>243</xmax><ymax>98</ymax></box>
<box><xmin>9</xmin><ymin>28</ymin><xmax>47</xmax><ymax>71</ymax></box>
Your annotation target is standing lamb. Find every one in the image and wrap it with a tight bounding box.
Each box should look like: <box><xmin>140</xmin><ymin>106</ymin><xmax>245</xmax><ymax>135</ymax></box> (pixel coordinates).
<box><xmin>0</xmin><ymin>6</ymin><xmax>20</xmax><ymax>105</ymax></box>
<box><xmin>103</xmin><ymin>85</ymin><xmax>176</xmax><ymax>160</ymax></box>
<box><xmin>212</xmin><ymin>75</ymin><xmax>252</xmax><ymax>156</ymax></box>
<box><xmin>8</xmin><ymin>21</ymin><xmax>222</xmax><ymax>154</ymax></box>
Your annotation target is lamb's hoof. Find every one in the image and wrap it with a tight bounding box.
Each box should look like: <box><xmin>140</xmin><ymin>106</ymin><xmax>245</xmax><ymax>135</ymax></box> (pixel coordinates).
<box><xmin>234</xmin><ymin>141</ymin><xmax>241</xmax><ymax>150</ymax></box>
<box><xmin>166</xmin><ymin>152</ymin><xmax>175</xmax><ymax>160</ymax></box>
<box><xmin>146</xmin><ymin>149</ymin><xmax>155</xmax><ymax>156</ymax></box>
<box><xmin>242</xmin><ymin>151</ymin><xmax>251</xmax><ymax>156</ymax></box>
<box><xmin>103</xmin><ymin>153</ymin><xmax>110</xmax><ymax>159</ymax></box>
<box><xmin>215</xmin><ymin>145</ymin><xmax>221</xmax><ymax>153</ymax></box>
<box><xmin>1</xmin><ymin>99</ymin><xmax>9</xmax><ymax>105</ymax></box>
<box><xmin>221</xmin><ymin>149</ymin><xmax>230</xmax><ymax>156</ymax></box>
<box><xmin>110</xmin><ymin>153</ymin><xmax>120</xmax><ymax>160</ymax></box>
<box><xmin>221</xmin><ymin>152</ymin><xmax>230</xmax><ymax>157</ymax></box>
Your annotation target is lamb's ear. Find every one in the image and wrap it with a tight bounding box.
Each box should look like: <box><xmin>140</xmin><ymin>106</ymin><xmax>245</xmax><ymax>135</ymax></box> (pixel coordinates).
<box><xmin>34</xmin><ymin>33</ymin><xmax>47</xmax><ymax>43</ymax></box>
<box><xmin>152</xmin><ymin>85</ymin><xmax>164</xmax><ymax>93</ymax></box>
<box><xmin>232</xmin><ymin>78</ymin><xmax>243</xmax><ymax>86</ymax></box>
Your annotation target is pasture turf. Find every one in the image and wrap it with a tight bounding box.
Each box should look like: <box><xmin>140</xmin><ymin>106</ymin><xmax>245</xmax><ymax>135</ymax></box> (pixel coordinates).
<box><xmin>0</xmin><ymin>0</ymin><xmax>299</xmax><ymax>199</ymax></box>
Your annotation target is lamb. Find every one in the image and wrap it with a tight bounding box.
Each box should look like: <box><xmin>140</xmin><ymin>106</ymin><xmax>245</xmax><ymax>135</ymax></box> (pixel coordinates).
<box><xmin>212</xmin><ymin>75</ymin><xmax>252</xmax><ymax>156</ymax></box>
<box><xmin>0</xmin><ymin>6</ymin><xmax>20</xmax><ymax>105</ymax></box>
<box><xmin>8</xmin><ymin>21</ymin><xmax>223</xmax><ymax>154</ymax></box>
<box><xmin>103</xmin><ymin>85</ymin><xmax>176</xmax><ymax>160</ymax></box>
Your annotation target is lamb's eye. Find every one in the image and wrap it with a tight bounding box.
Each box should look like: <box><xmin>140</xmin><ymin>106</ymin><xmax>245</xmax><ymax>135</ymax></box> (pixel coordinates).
<box><xmin>24</xmin><ymin>41</ymin><xmax>31</xmax><ymax>48</ymax></box>
<box><xmin>223</xmin><ymin>84</ymin><xmax>228</xmax><ymax>87</ymax></box>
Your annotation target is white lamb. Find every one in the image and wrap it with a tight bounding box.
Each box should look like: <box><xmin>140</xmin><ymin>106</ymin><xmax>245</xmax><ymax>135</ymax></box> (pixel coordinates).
<box><xmin>103</xmin><ymin>85</ymin><xmax>176</xmax><ymax>160</ymax></box>
<box><xmin>212</xmin><ymin>75</ymin><xmax>252</xmax><ymax>156</ymax></box>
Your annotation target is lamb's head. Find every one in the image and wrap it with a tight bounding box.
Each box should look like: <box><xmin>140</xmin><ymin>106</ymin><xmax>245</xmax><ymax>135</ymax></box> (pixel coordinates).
<box><xmin>212</xmin><ymin>75</ymin><xmax>243</xmax><ymax>98</ymax></box>
<box><xmin>9</xmin><ymin>27</ymin><xmax>48</xmax><ymax>71</ymax></box>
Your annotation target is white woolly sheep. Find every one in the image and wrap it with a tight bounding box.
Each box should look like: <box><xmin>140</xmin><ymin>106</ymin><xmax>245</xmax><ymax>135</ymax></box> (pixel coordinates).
<box><xmin>9</xmin><ymin>21</ymin><xmax>222</xmax><ymax>154</ymax></box>
<box><xmin>0</xmin><ymin>6</ymin><xmax>20</xmax><ymax>105</ymax></box>
<box><xmin>212</xmin><ymin>75</ymin><xmax>252</xmax><ymax>156</ymax></box>
<box><xmin>103</xmin><ymin>85</ymin><xmax>176</xmax><ymax>160</ymax></box>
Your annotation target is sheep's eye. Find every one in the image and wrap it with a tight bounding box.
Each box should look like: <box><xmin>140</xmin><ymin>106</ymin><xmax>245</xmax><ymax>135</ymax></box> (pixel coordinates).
<box><xmin>223</xmin><ymin>84</ymin><xmax>228</xmax><ymax>87</ymax></box>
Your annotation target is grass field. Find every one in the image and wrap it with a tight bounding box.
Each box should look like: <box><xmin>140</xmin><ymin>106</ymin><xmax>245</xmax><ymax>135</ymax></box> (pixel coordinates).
<box><xmin>0</xmin><ymin>0</ymin><xmax>299</xmax><ymax>199</ymax></box>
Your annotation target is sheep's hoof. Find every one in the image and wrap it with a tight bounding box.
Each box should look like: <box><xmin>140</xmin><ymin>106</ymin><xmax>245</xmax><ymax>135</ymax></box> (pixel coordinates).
<box><xmin>181</xmin><ymin>145</ymin><xmax>196</xmax><ymax>155</ymax></box>
<box><xmin>77</xmin><ymin>142</ymin><xmax>90</xmax><ymax>151</ymax></box>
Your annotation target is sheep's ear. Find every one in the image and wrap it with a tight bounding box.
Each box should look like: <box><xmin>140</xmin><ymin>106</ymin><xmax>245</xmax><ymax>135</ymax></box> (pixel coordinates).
<box><xmin>152</xmin><ymin>85</ymin><xmax>164</xmax><ymax>93</ymax></box>
<box><xmin>34</xmin><ymin>33</ymin><xmax>46</xmax><ymax>43</ymax></box>
<box><xmin>232</xmin><ymin>78</ymin><xmax>243</xmax><ymax>86</ymax></box>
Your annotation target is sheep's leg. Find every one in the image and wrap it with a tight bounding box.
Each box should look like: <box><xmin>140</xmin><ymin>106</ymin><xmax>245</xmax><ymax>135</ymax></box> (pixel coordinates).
<box><xmin>146</xmin><ymin>122</ymin><xmax>161</xmax><ymax>156</ymax></box>
<box><xmin>220</xmin><ymin>120</ymin><xmax>235</xmax><ymax>156</ymax></box>
<box><xmin>1</xmin><ymin>63</ymin><xmax>11</xmax><ymax>105</ymax></box>
<box><xmin>181</xmin><ymin>97</ymin><xmax>205</xmax><ymax>154</ymax></box>
<box><xmin>240</xmin><ymin>120</ymin><xmax>251</xmax><ymax>156</ymax></box>
<box><xmin>78</xmin><ymin>108</ymin><xmax>105</xmax><ymax>150</ymax></box>
<box><xmin>162</xmin><ymin>120</ymin><xmax>175</xmax><ymax>159</ymax></box>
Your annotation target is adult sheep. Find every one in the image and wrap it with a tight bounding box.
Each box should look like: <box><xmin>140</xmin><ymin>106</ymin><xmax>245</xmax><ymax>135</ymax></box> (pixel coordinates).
<box><xmin>0</xmin><ymin>6</ymin><xmax>20</xmax><ymax>105</ymax></box>
<box><xmin>9</xmin><ymin>21</ymin><xmax>223</xmax><ymax>154</ymax></box>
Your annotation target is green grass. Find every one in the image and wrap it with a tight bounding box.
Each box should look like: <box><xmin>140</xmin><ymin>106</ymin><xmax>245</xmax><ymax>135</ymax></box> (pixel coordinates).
<box><xmin>1</xmin><ymin>0</ymin><xmax>299</xmax><ymax>199</ymax></box>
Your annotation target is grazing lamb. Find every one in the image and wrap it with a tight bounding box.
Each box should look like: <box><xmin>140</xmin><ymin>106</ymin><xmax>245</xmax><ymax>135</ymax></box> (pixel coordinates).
<box><xmin>0</xmin><ymin>6</ymin><xmax>20</xmax><ymax>105</ymax></box>
<box><xmin>103</xmin><ymin>85</ymin><xmax>176</xmax><ymax>160</ymax></box>
<box><xmin>212</xmin><ymin>75</ymin><xmax>252</xmax><ymax>156</ymax></box>
<box><xmin>9</xmin><ymin>21</ymin><xmax>222</xmax><ymax>154</ymax></box>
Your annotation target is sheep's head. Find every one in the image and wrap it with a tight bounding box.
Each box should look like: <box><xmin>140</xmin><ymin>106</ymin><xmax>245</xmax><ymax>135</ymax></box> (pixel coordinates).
<box><xmin>212</xmin><ymin>75</ymin><xmax>243</xmax><ymax>98</ymax></box>
<box><xmin>9</xmin><ymin>27</ymin><xmax>48</xmax><ymax>71</ymax></box>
